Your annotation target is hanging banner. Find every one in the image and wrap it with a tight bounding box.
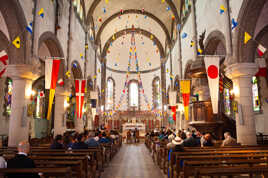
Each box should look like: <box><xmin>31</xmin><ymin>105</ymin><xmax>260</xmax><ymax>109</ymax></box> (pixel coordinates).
<box><xmin>180</xmin><ymin>80</ymin><xmax>191</xmax><ymax>120</ymax></box>
<box><xmin>45</xmin><ymin>59</ymin><xmax>61</xmax><ymax>120</ymax></box>
<box><xmin>204</xmin><ymin>56</ymin><xmax>220</xmax><ymax>114</ymax></box>
<box><xmin>75</xmin><ymin>79</ymin><xmax>86</xmax><ymax>119</ymax></box>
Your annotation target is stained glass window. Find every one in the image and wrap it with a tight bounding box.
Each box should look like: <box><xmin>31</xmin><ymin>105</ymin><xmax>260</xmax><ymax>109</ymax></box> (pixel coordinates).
<box><xmin>224</xmin><ymin>88</ymin><xmax>231</xmax><ymax>115</ymax></box>
<box><xmin>153</xmin><ymin>78</ymin><xmax>161</xmax><ymax>109</ymax></box>
<box><xmin>106</xmin><ymin>79</ymin><xmax>114</xmax><ymax>110</ymax></box>
<box><xmin>130</xmin><ymin>82</ymin><xmax>139</xmax><ymax>107</ymax></box>
<box><xmin>252</xmin><ymin>76</ymin><xmax>261</xmax><ymax>112</ymax></box>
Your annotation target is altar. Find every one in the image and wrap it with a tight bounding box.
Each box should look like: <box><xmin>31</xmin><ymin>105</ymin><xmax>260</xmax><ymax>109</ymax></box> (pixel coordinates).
<box><xmin>122</xmin><ymin>123</ymin><xmax>146</xmax><ymax>137</ymax></box>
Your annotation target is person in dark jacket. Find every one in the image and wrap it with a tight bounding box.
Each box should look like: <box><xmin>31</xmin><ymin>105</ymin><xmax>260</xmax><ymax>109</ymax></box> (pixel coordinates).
<box><xmin>183</xmin><ymin>132</ymin><xmax>198</xmax><ymax>147</ymax></box>
<box><xmin>72</xmin><ymin>134</ymin><xmax>88</xmax><ymax>149</ymax></box>
<box><xmin>7</xmin><ymin>141</ymin><xmax>40</xmax><ymax>178</ymax></box>
<box><xmin>50</xmin><ymin>135</ymin><xmax>64</xmax><ymax>149</ymax></box>
<box><xmin>203</xmin><ymin>133</ymin><xmax>214</xmax><ymax>147</ymax></box>
<box><xmin>99</xmin><ymin>133</ymin><xmax>111</xmax><ymax>144</ymax></box>
<box><xmin>85</xmin><ymin>132</ymin><xmax>100</xmax><ymax>147</ymax></box>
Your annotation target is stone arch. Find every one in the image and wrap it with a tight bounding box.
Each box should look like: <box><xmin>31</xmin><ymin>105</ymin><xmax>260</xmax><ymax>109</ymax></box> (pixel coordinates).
<box><xmin>235</xmin><ymin>0</ymin><xmax>267</xmax><ymax>63</ymax></box>
<box><xmin>106</xmin><ymin>76</ymin><xmax>115</xmax><ymax>110</ymax></box>
<box><xmin>0</xmin><ymin>0</ymin><xmax>30</xmax><ymax>64</ymax></box>
<box><xmin>102</xmin><ymin>28</ymin><xmax>165</xmax><ymax>58</ymax></box>
<box><xmin>95</xmin><ymin>9</ymin><xmax>172</xmax><ymax>46</ymax></box>
<box><xmin>128</xmin><ymin>79</ymin><xmax>141</xmax><ymax>110</ymax></box>
<box><xmin>204</xmin><ymin>30</ymin><xmax>227</xmax><ymax>55</ymax></box>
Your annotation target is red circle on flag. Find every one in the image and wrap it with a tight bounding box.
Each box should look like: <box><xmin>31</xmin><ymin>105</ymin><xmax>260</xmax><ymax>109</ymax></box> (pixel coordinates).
<box><xmin>207</xmin><ymin>65</ymin><xmax>218</xmax><ymax>79</ymax></box>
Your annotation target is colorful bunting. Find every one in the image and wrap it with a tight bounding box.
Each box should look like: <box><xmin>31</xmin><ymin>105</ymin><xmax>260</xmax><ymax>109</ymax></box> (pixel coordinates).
<box><xmin>244</xmin><ymin>32</ymin><xmax>252</xmax><ymax>44</ymax></box>
<box><xmin>231</xmin><ymin>18</ymin><xmax>238</xmax><ymax>30</ymax></box>
<box><xmin>190</xmin><ymin>40</ymin><xmax>195</xmax><ymax>47</ymax></box>
<box><xmin>65</xmin><ymin>71</ymin><xmax>71</xmax><ymax>78</ymax></box>
<box><xmin>12</xmin><ymin>36</ymin><xmax>21</xmax><ymax>49</ymax></box>
<box><xmin>181</xmin><ymin>32</ymin><xmax>187</xmax><ymax>39</ymax></box>
<box><xmin>220</xmin><ymin>5</ymin><xmax>226</xmax><ymax>14</ymax></box>
<box><xmin>257</xmin><ymin>44</ymin><xmax>267</xmax><ymax>57</ymax></box>
<box><xmin>38</xmin><ymin>8</ymin><xmax>44</xmax><ymax>18</ymax></box>
<box><xmin>102</xmin><ymin>7</ymin><xmax>106</xmax><ymax>13</ymax></box>
<box><xmin>26</xmin><ymin>22</ymin><xmax>33</xmax><ymax>34</ymax></box>
<box><xmin>166</xmin><ymin>6</ymin><xmax>171</xmax><ymax>11</ymax></box>
<box><xmin>57</xmin><ymin>78</ymin><xmax>64</xmax><ymax>86</ymax></box>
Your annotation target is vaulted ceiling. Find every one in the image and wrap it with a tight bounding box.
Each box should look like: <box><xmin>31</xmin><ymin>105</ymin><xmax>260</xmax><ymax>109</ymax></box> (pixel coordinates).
<box><xmin>82</xmin><ymin>0</ymin><xmax>183</xmax><ymax>71</ymax></box>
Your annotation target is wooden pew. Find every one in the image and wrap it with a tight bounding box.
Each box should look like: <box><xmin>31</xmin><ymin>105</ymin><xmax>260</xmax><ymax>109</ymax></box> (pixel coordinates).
<box><xmin>0</xmin><ymin>167</ymin><xmax>72</xmax><ymax>178</ymax></box>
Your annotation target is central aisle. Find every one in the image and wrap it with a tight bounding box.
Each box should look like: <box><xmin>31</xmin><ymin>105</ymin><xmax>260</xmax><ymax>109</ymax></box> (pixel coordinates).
<box><xmin>102</xmin><ymin>143</ymin><xmax>164</xmax><ymax>178</ymax></box>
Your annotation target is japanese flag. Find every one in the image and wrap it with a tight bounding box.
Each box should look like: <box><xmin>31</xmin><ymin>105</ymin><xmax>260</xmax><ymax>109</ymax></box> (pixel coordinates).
<box><xmin>204</xmin><ymin>56</ymin><xmax>220</xmax><ymax>114</ymax></box>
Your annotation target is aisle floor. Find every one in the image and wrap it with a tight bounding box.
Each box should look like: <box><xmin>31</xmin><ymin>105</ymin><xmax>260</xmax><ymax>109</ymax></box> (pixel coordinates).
<box><xmin>101</xmin><ymin>143</ymin><xmax>164</xmax><ymax>178</ymax></box>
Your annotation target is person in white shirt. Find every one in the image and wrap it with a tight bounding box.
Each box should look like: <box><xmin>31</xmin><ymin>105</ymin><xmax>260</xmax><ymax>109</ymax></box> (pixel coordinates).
<box><xmin>0</xmin><ymin>156</ymin><xmax>6</xmax><ymax>168</ymax></box>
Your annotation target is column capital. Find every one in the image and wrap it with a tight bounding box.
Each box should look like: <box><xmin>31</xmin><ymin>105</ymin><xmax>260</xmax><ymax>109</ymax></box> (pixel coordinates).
<box><xmin>225</xmin><ymin>63</ymin><xmax>258</xmax><ymax>80</ymax></box>
<box><xmin>6</xmin><ymin>64</ymin><xmax>40</xmax><ymax>80</ymax></box>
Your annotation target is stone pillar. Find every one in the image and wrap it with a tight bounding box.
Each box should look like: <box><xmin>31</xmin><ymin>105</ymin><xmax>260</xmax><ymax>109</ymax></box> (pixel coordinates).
<box><xmin>0</xmin><ymin>77</ymin><xmax>9</xmax><ymax>135</ymax></box>
<box><xmin>54</xmin><ymin>87</ymin><xmax>67</xmax><ymax>137</ymax></box>
<box><xmin>7</xmin><ymin>65</ymin><xmax>37</xmax><ymax>147</ymax></box>
<box><xmin>190</xmin><ymin>0</ymin><xmax>198</xmax><ymax>61</ymax></box>
<box><xmin>223</xmin><ymin>0</ymin><xmax>233</xmax><ymax>64</ymax></box>
<box><xmin>161</xmin><ymin>61</ymin><xmax>167</xmax><ymax>127</ymax></box>
<box><xmin>225</xmin><ymin>63</ymin><xmax>258</xmax><ymax>145</ymax></box>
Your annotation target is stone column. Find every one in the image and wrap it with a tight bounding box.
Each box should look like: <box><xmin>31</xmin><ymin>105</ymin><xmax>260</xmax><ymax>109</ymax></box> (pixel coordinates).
<box><xmin>54</xmin><ymin>87</ymin><xmax>67</xmax><ymax>137</ymax></box>
<box><xmin>161</xmin><ymin>61</ymin><xmax>167</xmax><ymax>127</ymax></box>
<box><xmin>74</xmin><ymin>114</ymin><xmax>84</xmax><ymax>133</ymax></box>
<box><xmin>7</xmin><ymin>65</ymin><xmax>37</xmax><ymax>147</ymax></box>
<box><xmin>223</xmin><ymin>0</ymin><xmax>233</xmax><ymax>65</ymax></box>
<box><xmin>225</xmin><ymin>63</ymin><xmax>258</xmax><ymax>145</ymax></box>
<box><xmin>190</xmin><ymin>0</ymin><xmax>198</xmax><ymax>61</ymax></box>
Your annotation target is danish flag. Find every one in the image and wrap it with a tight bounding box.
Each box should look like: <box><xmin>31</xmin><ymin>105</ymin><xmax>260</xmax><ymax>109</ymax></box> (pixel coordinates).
<box><xmin>0</xmin><ymin>50</ymin><xmax>8</xmax><ymax>78</ymax></box>
<box><xmin>75</xmin><ymin>79</ymin><xmax>86</xmax><ymax>119</ymax></box>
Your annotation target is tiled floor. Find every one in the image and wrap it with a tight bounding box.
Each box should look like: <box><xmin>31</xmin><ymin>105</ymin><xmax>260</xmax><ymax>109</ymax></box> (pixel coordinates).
<box><xmin>101</xmin><ymin>143</ymin><xmax>164</xmax><ymax>178</ymax></box>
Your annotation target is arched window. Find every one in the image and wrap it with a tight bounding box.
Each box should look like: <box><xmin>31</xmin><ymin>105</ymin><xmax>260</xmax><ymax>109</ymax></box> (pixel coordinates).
<box><xmin>106</xmin><ymin>78</ymin><xmax>114</xmax><ymax>110</ymax></box>
<box><xmin>153</xmin><ymin>77</ymin><xmax>161</xmax><ymax>109</ymax></box>
<box><xmin>252</xmin><ymin>76</ymin><xmax>261</xmax><ymax>112</ymax></box>
<box><xmin>129</xmin><ymin>81</ymin><xmax>139</xmax><ymax>107</ymax></box>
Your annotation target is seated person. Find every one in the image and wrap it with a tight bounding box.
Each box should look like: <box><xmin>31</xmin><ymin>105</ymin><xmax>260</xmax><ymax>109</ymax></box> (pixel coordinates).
<box><xmin>50</xmin><ymin>135</ymin><xmax>64</xmax><ymax>149</ymax></box>
<box><xmin>72</xmin><ymin>134</ymin><xmax>88</xmax><ymax>149</ymax></box>
<box><xmin>0</xmin><ymin>155</ymin><xmax>6</xmax><ymax>168</ymax></box>
<box><xmin>172</xmin><ymin>137</ymin><xmax>184</xmax><ymax>152</ymax></box>
<box><xmin>7</xmin><ymin>141</ymin><xmax>40</xmax><ymax>178</ymax></box>
<box><xmin>183</xmin><ymin>132</ymin><xmax>198</xmax><ymax>147</ymax></box>
<box><xmin>99</xmin><ymin>133</ymin><xmax>111</xmax><ymax>144</ymax></box>
<box><xmin>221</xmin><ymin>132</ymin><xmax>238</xmax><ymax>146</ymax></box>
<box><xmin>85</xmin><ymin>132</ymin><xmax>100</xmax><ymax>147</ymax></box>
<box><xmin>202</xmin><ymin>133</ymin><xmax>214</xmax><ymax>147</ymax></box>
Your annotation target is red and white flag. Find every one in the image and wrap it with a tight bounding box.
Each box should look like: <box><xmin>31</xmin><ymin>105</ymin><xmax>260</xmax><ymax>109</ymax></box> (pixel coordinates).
<box><xmin>204</xmin><ymin>56</ymin><xmax>220</xmax><ymax>114</ymax></box>
<box><xmin>257</xmin><ymin>44</ymin><xmax>267</xmax><ymax>57</ymax></box>
<box><xmin>45</xmin><ymin>59</ymin><xmax>61</xmax><ymax>120</ymax></box>
<box><xmin>0</xmin><ymin>50</ymin><xmax>8</xmax><ymax>78</ymax></box>
<box><xmin>255</xmin><ymin>58</ymin><xmax>267</xmax><ymax>77</ymax></box>
<box><xmin>75</xmin><ymin>79</ymin><xmax>86</xmax><ymax>119</ymax></box>
<box><xmin>57</xmin><ymin>78</ymin><xmax>64</xmax><ymax>86</ymax></box>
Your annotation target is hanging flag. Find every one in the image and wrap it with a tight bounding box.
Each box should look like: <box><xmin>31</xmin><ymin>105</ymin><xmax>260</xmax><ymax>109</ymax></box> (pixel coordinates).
<box><xmin>181</xmin><ymin>32</ymin><xmax>187</xmax><ymax>39</ymax></box>
<box><xmin>57</xmin><ymin>78</ymin><xmax>64</xmax><ymax>86</ymax></box>
<box><xmin>80</xmin><ymin>53</ymin><xmax>84</xmax><ymax>59</ymax></box>
<box><xmin>244</xmin><ymin>32</ymin><xmax>252</xmax><ymax>44</ymax></box>
<box><xmin>220</xmin><ymin>5</ymin><xmax>226</xmax><ymax>14</ymax></box>
<box><xmin>26</xmin><ymin>22</ymin><xmax>33</xmax><ymax>34</ymax></box>
<box><xmin>180</xmin><ymin>80</ymin><xmax>191</xmax><ymax>120</ymax></box>
<box><xmin>65</xmin><ymin>70</ymin><xmax>71</xmax><ymax>78</ymax></box>
<box><xmin>171</xmin><ymin>106</ymin><xmax>176</xmax><ymax>121</ymax></box>
<box><xmin>105</xmin><ymin>0</ymin><xmax>109</xmax><ymax>4</ymax></box>
<box><xmin>112</xmin><ymin>35</ymin><xmax>116</xmax><ymax>40</ymax></box>
<box><xmin>161</xmin><ymin>0</ymin><xmax>165</xmax><ymax>3</ymax></box>
<box><xmin>204</xmin><ymin>56</ymin><xmax>220</xmax><ymax>114</ymax></box>
<box><xmin>166</xmin><ymin>6</ymin><xmax>171</xmax><ymax>11</ymax></box>
<box><xmin>177</xmin><ymin>24</ymin><xmax>181</xmax><ymax>31</ymax></box>
<box><xmin>39</xmin><ymin>91</ymin><xmax>44</xmax><ymax>98</ymax></box>
<box><xmin>190</xmin><ymin>40</ymin><xmax>194</xmax><ymax>47</ymax></box>
<box><xmin>255</xmin><ymin>58</ymin><xmax>267</xmax><ymax>77</ymax></box>
<box><xmin>150</xmin><ymin>34</ymin><xmax>154</xmax><ymax>40</ymax></box>
<box><xmin>197</xmin><ymin>48</ymin><xmax>203</xmax><ymax>55</ymax></box>
<box><xmin>257</xmin><ymin>44</ymin><xmax>267</xmax><ymax>57</ymax></box>
<box><xmin>0</xmin><ymin>50</ymin><xmax>8</xmax><ymax>78</ymax></box>
<box><xmin>102</xmin><ymin>7</ymin><xmax>106</xmax><ymax>13</ymax></box>
<box><xmin>231</xmin><ymin>18</ymin><xmax>238</xmax><ymax>30</ymax></box>
<box><xmin>45</xmin><ymin>58</ymin><xmax>61</xmax><ymax>120</ymax></box>
<box><xmin>12</xmin><ymin>36</ymin><xmax>20</xmax><ymax>49</ymax></box>
<box><xmin>75</xmin><ymin>79</ymin><xmax>86</xmax><ymax>119</ymax></box>
<box><xmin>38</xmin><ymin>8</ymin><xmax>44</xmax><ymax>18</ymax></box>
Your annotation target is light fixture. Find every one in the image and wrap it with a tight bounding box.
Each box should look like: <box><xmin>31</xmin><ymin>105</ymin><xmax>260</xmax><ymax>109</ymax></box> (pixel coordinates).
<box><xmin>64</xmin><ymin>100</ymin><xmax>70</xmax><ymax>108</ymax></box>
<box><xmin>233</xmin><ymin>85</ymin><xmax>239</xmax><ymax>96</ymax></box>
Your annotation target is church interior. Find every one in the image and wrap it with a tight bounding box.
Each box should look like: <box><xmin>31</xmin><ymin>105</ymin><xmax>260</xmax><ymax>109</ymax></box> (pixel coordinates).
<box><xmin>1</xmin><ymin>0</ymin><xmax>268</xmax><ymax>177</ymax></box>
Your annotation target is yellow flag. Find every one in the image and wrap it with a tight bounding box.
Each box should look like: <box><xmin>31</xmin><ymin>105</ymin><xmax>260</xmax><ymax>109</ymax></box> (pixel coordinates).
<box><xmin>161</xmin><ymin>0</ymin><xmax>165</xmax><ymax>3</ymax></box>
<box><xmin>105</xmin><ymin>0</ymin><xmax>109</xmax><ymax>4</ymax></box>
<box><xmin>65</xmin><ymin>71</ymin><xmax>71</xmax><ymax>78</ymax></box>
<box><xmin>47</xmin><ymin>89</ymin><xmax>55</xmax><ymax>120</ymax></box>
<box><xmin>244</xmin><ymin>32</ymin><xmax>252</xmax><ymax>44</ymax></box>
<box><xmin>12</xmin><ymin>36</ymin><xmax>20</xmax><ymax>48</ymax></box>
<box><xmin>112</xmin><ymin>35</ymin><xmax>115</xmax><ymax>40</ymax></box>
<box><xmin>180</xmin><ymin>80</ymin><xmax>191</xmax><ymax>120</ymax></box>
<box><xmin>150</xmin><ymin>34</ymin><xmax>154</xmax><ymax>40</ymax></box>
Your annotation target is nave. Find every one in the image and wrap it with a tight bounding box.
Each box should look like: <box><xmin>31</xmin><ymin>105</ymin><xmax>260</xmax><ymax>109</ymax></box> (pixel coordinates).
<box><xmin>102</xmin><ymin>143</ymin><xmax>164</xmax><ymax>178</ymax></box>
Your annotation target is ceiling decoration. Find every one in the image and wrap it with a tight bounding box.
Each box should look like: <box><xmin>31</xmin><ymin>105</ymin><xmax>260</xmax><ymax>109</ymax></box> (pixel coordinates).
<box><xmin>105</xmin><ymin>32</ymin><xmax>162</xmax><ymax>72</ymax></box>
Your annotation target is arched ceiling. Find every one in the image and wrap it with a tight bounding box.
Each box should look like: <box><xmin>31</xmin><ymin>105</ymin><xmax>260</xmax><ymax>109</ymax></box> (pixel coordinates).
<box><xmin>106</xmin><ymin>32</ymin><xmax>161</xmax><ymax>72</ymax></box>
<box><xmin>84</xmin><ymin>0</ymin><xmax>182</xmax><ymax>68</ymax></box>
